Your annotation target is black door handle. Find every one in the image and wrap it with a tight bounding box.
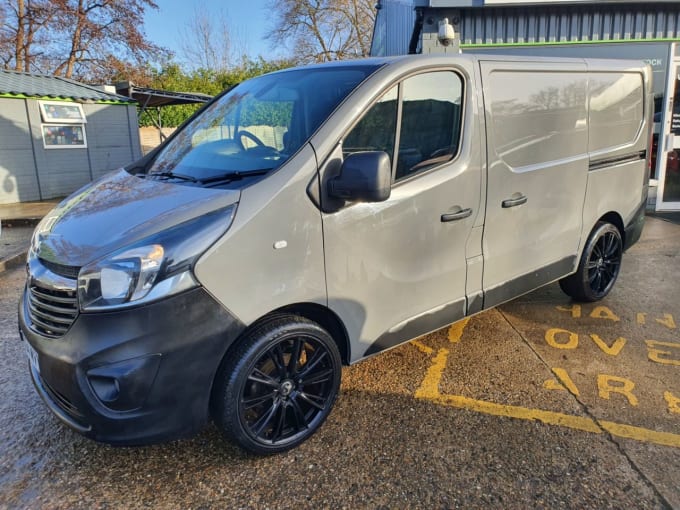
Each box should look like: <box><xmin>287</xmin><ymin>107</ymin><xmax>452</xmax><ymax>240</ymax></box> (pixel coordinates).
<box><xmin>441</xmin><ymin>208</ymin><xmax>472</xmax><ymax>222</ymax></box>
<box><xmin>502</xmin><ymin>195</ymin><xmax>527</xmax><ymax>208</ymax></box>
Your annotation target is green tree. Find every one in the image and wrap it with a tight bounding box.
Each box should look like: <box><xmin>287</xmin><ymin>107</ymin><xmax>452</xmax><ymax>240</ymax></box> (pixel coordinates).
<box><xmin>140</xmin><ymin>58</ymin><xmax>295</xmax><ymax>128</ymax></box>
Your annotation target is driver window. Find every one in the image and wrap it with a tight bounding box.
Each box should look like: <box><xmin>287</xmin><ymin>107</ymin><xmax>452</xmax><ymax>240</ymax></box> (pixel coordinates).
<box><xmin>396</xmin><ymin>71</ymin><xmax>463</xmax><ymax>181</ymax></box>
<box><xmin>343</xmin><ymin>86</ymin><xmax>398</xmax><ymax>164</ymax></box>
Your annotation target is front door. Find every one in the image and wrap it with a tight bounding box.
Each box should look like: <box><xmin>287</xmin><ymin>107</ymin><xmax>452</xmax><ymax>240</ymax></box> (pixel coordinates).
<box><xmin>322</xmin><ymin>69</ymin><xmax>482</xmax><ymax>362</ymax></box>
<box><xmin>480</xmin><ymin>61</ymin><xmax>590</xmax><ymax>307</ymax></box>
<box><xmin>657</xmin><ymin>56</ymin><xmax>680</xmax><ymax>211</ymax></box>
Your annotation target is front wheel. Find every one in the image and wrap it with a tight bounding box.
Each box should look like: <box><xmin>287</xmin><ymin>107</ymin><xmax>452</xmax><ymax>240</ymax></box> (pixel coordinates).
<box><xmin>559</xmin><ymin>221</ymin><xmax>623</xmax><ymax>302</ymax></box>
<box><xmin>211</xmin><ymin>315</ymin><xmax>341</xmax><ymax>455</ymax></box>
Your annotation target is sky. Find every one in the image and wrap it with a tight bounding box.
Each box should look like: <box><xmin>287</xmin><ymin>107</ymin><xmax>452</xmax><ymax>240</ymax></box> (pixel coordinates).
<box><xmin>143</xmin><ymin>0</ymin><xmax>283</xmax><ymax>65</ymax></box>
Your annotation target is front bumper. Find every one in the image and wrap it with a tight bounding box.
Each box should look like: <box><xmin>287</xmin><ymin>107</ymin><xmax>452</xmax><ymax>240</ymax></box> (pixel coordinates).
<box><xmin>19</xmin><ymin>286</ymin><xmax>245</xmax><ymax>445</ymax></box>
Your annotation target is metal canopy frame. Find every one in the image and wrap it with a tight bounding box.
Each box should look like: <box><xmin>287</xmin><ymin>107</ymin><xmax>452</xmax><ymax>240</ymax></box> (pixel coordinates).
<box><xmin>115</xmin><ymin>82</ymin><xmax>213</xmax><ymax>142</ymax></box>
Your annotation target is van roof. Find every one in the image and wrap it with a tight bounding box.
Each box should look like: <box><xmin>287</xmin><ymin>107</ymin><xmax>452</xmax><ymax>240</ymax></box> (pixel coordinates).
<box><xmin>278</xmin><ymin>53</ymin><xmax>648</xmax><ymax>75</ymax></box>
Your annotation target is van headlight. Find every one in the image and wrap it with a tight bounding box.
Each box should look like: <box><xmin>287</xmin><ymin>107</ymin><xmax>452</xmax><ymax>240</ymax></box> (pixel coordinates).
<box><xmin>78</xmin><ymin>204</ymin><xmax>236</xmax><ymax>311</ymax></box>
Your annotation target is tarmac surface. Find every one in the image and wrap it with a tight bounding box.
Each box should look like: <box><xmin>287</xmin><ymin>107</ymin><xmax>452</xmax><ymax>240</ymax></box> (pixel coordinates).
<box><xmin>0</xmin><ymin>200</ymin><xmax>58</xmax><ymax>272</ymax></box>
<box><xmin>0</xmin><ymin>216</ymin><xmax>678</xmax><ymax>509</ymax></box>
<box><xmin>0</xmin><ymin>225</ymin><xmax>32</xmax><ymax>262</ymax></box>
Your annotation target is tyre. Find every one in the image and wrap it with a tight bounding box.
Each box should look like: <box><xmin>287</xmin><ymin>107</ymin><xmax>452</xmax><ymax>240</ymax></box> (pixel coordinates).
<box><xmin>211</xmin><ymin>315</ymin><xmax>341</xmax><ymax>454</ymax></box>
<box><xmin>559</xmin><ymin>221</ymin><xmax>623</xmax><ymax>302</ymax></box>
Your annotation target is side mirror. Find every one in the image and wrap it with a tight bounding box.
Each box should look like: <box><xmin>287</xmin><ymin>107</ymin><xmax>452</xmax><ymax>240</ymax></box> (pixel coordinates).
<box><xmin>328</xmin><ymin>151</ymin><xmax>392</xmax><ymax>203</ymax></box>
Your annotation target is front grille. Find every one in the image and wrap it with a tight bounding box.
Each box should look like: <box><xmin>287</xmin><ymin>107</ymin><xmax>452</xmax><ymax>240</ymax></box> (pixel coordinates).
<box><xmin>38</xmin><ymin>258</ymin><xmax>80</xmax><ymax>279</ymax></box>
<box><xmin>27</xmin><ymin>285</ymin><xmax>78</xmax><ymax>338</ymax></box>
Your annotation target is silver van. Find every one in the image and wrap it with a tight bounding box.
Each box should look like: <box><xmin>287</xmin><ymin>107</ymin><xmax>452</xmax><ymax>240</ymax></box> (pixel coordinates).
<box><xmin>20</xmin><ymin>54</ymin><xmax>651</xmax><ymax>454</ymax></box>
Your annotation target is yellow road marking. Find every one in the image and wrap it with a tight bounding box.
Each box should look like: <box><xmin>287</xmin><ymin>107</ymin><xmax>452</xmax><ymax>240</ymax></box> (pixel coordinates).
<box><xmin>590</xmin><ymin>306</ymin><xmax>620</xmax><ymax>322</ymax></box>
<box><xmin>665</xmin><ymin>391</ymin><xmax>680</xmax><ymax>414</ymax></box>
<box><xmin>414</xmin><ymin>348</ymin><xmax>449</xmax><ymax>399</ymax></box>
<box><xmin>601</xmin><ymin>422</ymin><xmax>680</xmax><ymax>448</ymax></box>
<box><xmin>645</xmin><ymin>340</ymin><xmax>680</xmax><ymax>366</ymax></box>
<box><xmin>656</xmin><ymin>313</ymin><xmax>677</xmax><ymax>330</ymax></box>
<box><xmin>556</xmin><ymin>304</ymin><xmax>581</xmax><ymax>318</ymax></box>
<box><xmin>411</xmin><ymin>339</ymin><xmax>434</xmax><ymax>355</ymax></box>
<box><xmin>543</xmin><ymin>379</ymin><xmax>567</xmax><ymax>392</ymax></box>
<box><xmin>589</xmin><ymin>334</ymin><xmax>627</xmax><ymax>356</ymax></box>
<box><xmin>544</xmin><ymin>368</ymin><xmax>580</xmax><ymax>395</ymax></box>
<box><xmin>415</xmin><ymin>345</ymin><xmax>680</xmax><ymax>449</ymax></box>
<box><xmin>448</xmin><ymin>318</ymin><xmax>470</xmax><ymax>344</ymax></box>
<box><xmin>545</xmin><ymin>328</ymin><xmax>578</xmax><ymax>349</ymax></box>
<box><xmin>597</xmin><ymin>374</ymin><xmax>639</xmax><ymax>406</ymax></box>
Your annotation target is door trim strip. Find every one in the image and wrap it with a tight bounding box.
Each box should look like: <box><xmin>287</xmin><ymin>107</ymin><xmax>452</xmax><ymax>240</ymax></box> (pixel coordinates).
<box><xmin>588</xmin><ymin>151</ymin><xmax>646</xmax><ymax>172</ymax></box>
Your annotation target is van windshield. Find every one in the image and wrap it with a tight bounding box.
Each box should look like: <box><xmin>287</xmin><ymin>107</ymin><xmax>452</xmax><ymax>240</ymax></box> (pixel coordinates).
<box><xmin>145</xmin><ymin>65</ymin><xmax>380</xmax><ymax>186</ymax></box>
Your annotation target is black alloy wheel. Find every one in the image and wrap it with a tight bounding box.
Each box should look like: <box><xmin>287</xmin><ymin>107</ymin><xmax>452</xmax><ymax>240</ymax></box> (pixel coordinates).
<box><xmin>212</xmin><ymin>315</ymin><xmax>341</xmax><ymax>454</ymax></box>
<box><xmin>586</xmin><ymin>228</ymin><xmax>622</xmax><ymax>295</ymax></box>
<box><xmin>559</xmin><ymin>221</ymin><xmax>623</xmax><ymax>302</ymax></box>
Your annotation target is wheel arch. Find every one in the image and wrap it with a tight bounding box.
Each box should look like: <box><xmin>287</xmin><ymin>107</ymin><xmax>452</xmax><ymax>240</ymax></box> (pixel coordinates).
<box><xmin>597</xmin><ymin>211</ymin><xmax>625</xmax><ymax>246</ymax></box>
<box><xmin>242</xmin><ymin>302</ymin><xmax>352</xmax><ymax>366</ymax></box>
<box><xmin>275</xmin><ymin>303</ymin><xmax>351</xmax><ymax>365</ymax></box>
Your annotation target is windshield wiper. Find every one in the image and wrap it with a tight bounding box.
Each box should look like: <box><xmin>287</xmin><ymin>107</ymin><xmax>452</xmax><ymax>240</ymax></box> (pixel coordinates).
<box><xmin>145</xmin><ymin>171</ymin><xmax>200</xmax><ymax>183</ymax></box>
<box><xmin>199</xmin><ymin>169</ymin><xmax>272</xmax><ymax>185</ymax></box>
<box><xmin>141</xmin><ymin>169</ymin><xmax>271</xmax><ymax>187</ymax></box>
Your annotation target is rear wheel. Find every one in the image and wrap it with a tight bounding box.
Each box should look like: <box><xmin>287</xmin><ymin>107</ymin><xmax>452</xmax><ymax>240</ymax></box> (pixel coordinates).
<box><xmin>212</xmin><ymin>315</ymin><xmax>341</xmax><ymax>455</ymax></box>
<box><xmin>559</xmin><ymin>221</ymin><xmax>623</xmax><ymax>302</ymax></box>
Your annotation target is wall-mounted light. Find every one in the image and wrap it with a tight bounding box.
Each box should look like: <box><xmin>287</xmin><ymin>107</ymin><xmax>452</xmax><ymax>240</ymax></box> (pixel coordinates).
<box><xmin>438</xmin><ymin>18</ymin><xmax>456</xmax><ymax>46</ymax></box>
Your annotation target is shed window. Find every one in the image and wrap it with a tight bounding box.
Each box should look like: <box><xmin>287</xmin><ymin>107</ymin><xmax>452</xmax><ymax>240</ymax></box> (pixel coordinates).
<box><xmin>41</xmin><ymin>125</ymin><xmax>87</xmax><ymax>148</ymax></box>
<box><xmin>38</xmin><ymin>100</ymin><xmax>87</xmax><ymax>149</ymax></box>
<box><xmin>39</xmin><ymin>101</ymin><xmax>86</xmax><ymax>123</ymax></box>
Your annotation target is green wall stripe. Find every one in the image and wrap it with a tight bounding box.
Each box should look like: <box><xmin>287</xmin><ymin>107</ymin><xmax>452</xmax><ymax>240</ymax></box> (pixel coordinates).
<box><xmin>0</xmin><ymin>93</ymin><xmax>135</xmax><ymax>105</ymax></box>
<box><xmin>461</xmin><ymin>38</ymin><xmax>680</xmax><ymax>49</ymax></box>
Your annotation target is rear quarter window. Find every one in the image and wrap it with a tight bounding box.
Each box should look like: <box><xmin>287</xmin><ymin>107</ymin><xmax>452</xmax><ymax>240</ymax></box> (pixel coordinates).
<box><xmin>588</xmin><ymin>72</ymin><xmax>644</xmax><ymax>154</ymax></box>
<box><xmin>487</xmin><ymin>70</ymin><xmax>588</xmax><ymax>169</ymax></box>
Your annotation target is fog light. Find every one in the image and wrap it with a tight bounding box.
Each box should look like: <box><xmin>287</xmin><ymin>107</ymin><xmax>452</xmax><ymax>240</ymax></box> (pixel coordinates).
<box><xmin>86</xmin><ymin>354</ymin><xmax>161</xmax><ymax>411</ymax></box>
<box><xmin>89</xmin><ymin>375</ymin><xmax>120</xmax><ymax>402</ymax></box>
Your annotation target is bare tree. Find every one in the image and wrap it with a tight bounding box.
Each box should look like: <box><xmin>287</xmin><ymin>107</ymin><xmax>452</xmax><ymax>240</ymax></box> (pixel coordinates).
<box><xmin>0</xmin><ymin>1</ymin><xmax>13</xmax><ymax>68</ymax></box>
<box><xmin>51</xmin><ymin>0</ymin><xmax>164</xmax><ymax>80</ymax></box>
<box><xmin>269</xmin><ymin>0</ymin><xmax>376</xmax><ymax>63</ymax></box>
<box><xmin>1</xmin><ymin>0</ymin><xmax>165</xmax><ymax>80</ymax></box>
<box><xmin>0</xmin><ymin>0</ymin><xmax>58</xmax><ymax>72</ymax></box>
<box><xmin>180</xmin><ymin>7</ymin><xmax>235</xmax><ymax>71</ymax></box>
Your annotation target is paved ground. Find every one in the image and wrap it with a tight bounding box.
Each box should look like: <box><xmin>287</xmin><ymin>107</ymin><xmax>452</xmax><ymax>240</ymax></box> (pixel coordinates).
<box><xmin>0</xmin><ymin>200</ymin><xmax>60</xmax><ymax>222</ymax></box>
<box><xmin>0</xmin><ymin>199</ymin><xmax>57</xmax><ymax>271</ymax></box>
<box><xmin>0</xmin><ymin>225</ymin><xmax>32</xmax><ymax>261</ymax></box>
<box><xmin>0</xmin><ymin>217</ymin><xmax>678</xmax><ymax>509</ymax></box>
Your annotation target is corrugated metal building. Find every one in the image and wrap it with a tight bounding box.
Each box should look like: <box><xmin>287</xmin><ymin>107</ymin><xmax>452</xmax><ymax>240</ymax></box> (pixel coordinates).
<box><xmin>0</xmin><ymin>70</ymin><xmax>141</xmax><ymax>205</ymax></box>
<box><xmin>371</xmin><ymin>0</ymin><xmax>680</xmax><ymax>211</ymax></box>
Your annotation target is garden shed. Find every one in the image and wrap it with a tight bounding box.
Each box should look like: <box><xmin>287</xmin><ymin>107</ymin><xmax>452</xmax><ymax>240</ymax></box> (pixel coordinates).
<box><xmin>0</xmin><ymin>69</ymin><xmax>141</xmax><ymax>205</ymax></box>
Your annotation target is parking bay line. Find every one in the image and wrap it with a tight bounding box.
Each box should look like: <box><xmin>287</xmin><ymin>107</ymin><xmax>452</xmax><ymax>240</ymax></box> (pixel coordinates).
<box><xmin>414</xmin><ymin>347</ymin><xmax>680</xmax><ymax>449</ymax></box>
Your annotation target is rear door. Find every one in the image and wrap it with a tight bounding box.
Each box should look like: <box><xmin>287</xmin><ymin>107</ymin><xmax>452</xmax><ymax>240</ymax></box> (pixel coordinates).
<box><xmin>321</xmin><ymin>67</ymin><xmax>483</xmax><ymax>361</ymax></box>
<box><xmin>480</xmin><ymin>60</ymin><xmax>589</xmax><ymax>307</ymax></box>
